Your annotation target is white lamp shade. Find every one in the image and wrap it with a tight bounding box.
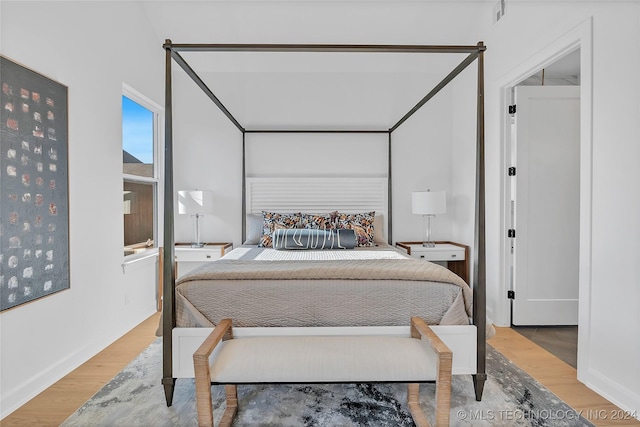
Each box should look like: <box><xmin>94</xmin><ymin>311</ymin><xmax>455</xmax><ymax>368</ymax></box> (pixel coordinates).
<box><xmin>412</xmin><ymin>191</ymin><xmax>446</xmax><ymax>215</ymax></box>
<box><xmin>178</xmin><ymin>190</ymin><xmax>214</xmax><ymax>215</ymax></box>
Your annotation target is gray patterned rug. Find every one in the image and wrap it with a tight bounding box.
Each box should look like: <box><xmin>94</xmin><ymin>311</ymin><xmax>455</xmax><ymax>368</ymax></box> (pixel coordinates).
<box><xmin>61</xmin><ymin>338</ymin><xmax>594</xmax><ymax>426</ymax></box>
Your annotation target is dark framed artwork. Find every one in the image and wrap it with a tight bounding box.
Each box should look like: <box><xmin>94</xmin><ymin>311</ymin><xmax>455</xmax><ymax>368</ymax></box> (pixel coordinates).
<box><xmin>1</xmin><ymin>56</ymin><xmax>70</xmax><ymax>311</ymax></box>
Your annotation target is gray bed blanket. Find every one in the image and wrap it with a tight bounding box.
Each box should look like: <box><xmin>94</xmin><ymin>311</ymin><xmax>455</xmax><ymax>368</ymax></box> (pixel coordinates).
<box><xmin>174</xmin><ymin>248</ymin><xmax>474</xmax><ymax>329</ymax></box>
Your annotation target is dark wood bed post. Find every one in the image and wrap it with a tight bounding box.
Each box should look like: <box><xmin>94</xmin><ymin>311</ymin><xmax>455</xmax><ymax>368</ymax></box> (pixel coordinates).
<box><xmin>472</xmin><ymin>41</ymin><xmax>487</xmax><ymax>401</ymax></box>
<box><xmin>241</xmin><ymin>132</ymin><xmax>246</xmax><ymax>243</ymax></box>
<box><xmin>387</xmin><ymin>131</ymin><xmax>393</xmax><ymax>243</ymax></box>
<box><xmin>162</xmin><ymin>39</ymin><xmax>177</xmax><ymax>406</ymax></box>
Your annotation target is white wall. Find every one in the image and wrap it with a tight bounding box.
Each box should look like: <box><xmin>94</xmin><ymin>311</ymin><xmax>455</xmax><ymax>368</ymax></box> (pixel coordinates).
<box><xmin>245</xmin><ymin>133</ymin><xmax>388</xmax><ymax>179</ymax></box>
<box><xmin>391</xmin><ymin>85</ymin><xmax>456</xmax><ymax>244</ymax></box>
<box><xmin>0</xmin><ymin>1</ymin><xmax>163</xmax><ymax>417</ymax></box>
<box><xmin>481</xmin><ymin>0</ymin><xmax>640</xmax><ymax>416</ymax></box>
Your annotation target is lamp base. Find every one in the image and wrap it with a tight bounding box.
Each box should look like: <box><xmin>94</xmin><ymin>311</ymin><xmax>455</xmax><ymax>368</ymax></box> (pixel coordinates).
<box><xmin>191</xmin><ymin>214</ymin><xmax>205</xmax><ymax>248</ymax></box>
<box><xmin>421</xmin><ymin>214</ymin><xmax>436</xmax><ymax>249</ymax></box>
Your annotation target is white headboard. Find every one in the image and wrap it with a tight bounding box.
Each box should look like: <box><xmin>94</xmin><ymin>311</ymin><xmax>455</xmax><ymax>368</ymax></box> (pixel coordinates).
<box><xmin>246</xmin><ymin>176</ymin><xmax>389</xmax><ymax>240</ymax></box>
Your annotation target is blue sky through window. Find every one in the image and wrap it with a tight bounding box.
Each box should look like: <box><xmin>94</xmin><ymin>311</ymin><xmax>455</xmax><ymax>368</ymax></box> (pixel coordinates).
<box><xmin>122</xmin><ymin>95</ymin><xmax>153</xmax><ymax>164</ymax></box>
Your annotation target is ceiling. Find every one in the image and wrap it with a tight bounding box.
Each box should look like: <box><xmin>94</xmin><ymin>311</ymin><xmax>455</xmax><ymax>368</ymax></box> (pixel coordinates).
<box><xmin>176</xmin><ymin>50</ymin><xmax>475</xmax><ymax>130</ymax></box>
<box><xmin>139</xmin><ymin>1</ymin><xmax>488</xmax><ymax>130</ymax></box>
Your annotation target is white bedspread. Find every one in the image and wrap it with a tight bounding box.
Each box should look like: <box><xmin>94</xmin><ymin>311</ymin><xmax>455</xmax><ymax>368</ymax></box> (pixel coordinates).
<box><xmin>224</xmin><ymin>246</ymin><xmax>410</xmax><ymax>261</ymax></box>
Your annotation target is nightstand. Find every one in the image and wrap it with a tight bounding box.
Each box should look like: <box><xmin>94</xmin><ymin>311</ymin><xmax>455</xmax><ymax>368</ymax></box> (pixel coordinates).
<box><xmin>156</xmin><ymin>243</ymin><xmax>233</xmax><ymax>312</ymax></box>
<box><xmin>174</xmin><ymin>242</ymin><xmax>233</xmax><ymax>277</ymax></box>
<box><xmin>396</xmin><ymin>241</ymin><xmax>469</xmax><ymax>283</ymax></box>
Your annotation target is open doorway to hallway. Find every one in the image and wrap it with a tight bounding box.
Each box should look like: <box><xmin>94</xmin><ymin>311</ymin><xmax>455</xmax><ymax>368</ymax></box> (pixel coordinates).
<box><xmin>506</xmin><ymin>49</ymin><xmax>580</xmax><ymax>367</ymax></box>
<box><xmin>512</xmin><ymin>326</ymin><xmax>578</xmax><ymax>368</ymax></box>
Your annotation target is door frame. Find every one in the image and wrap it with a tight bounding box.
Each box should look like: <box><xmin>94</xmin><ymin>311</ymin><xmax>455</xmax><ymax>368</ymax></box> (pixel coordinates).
<box><xmin>497</xmin><ymin>18</ymin><xmax>593</xmax><ymax>376</ymax></box>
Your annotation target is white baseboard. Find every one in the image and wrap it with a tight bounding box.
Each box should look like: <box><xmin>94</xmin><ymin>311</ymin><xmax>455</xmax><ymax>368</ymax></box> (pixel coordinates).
<box><xmin>0</xmin><ymin>310</ymin><xmax>156</xmax><ymax>420</ymax></box>
<box><xmin>580</xmin><ymin>368</ymin><xmax>640</xmax><ymax>421</ymax></box>
<box><xmin>0</xmin><ymin>335</ymin><xmax>113</xmax><ymax>419</ymax></box>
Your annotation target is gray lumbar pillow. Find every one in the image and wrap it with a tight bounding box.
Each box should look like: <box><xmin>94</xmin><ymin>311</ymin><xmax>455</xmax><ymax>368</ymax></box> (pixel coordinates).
<box><xmin>244</xmin><ymin>213</ymin><xmax>263</xmax><ymax>245</ymax></box>
<box><xmin>272</xmin><ymin>228</ymin><xmax>356</xmax><ymax>250</ymax></box>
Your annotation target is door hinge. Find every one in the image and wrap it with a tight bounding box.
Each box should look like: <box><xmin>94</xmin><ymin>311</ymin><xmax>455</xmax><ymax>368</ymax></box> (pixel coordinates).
<box><xmin>507</xmin><ymin>229</ymin><xmax>516</xmax><ymax>238</ymax></box>
<box><xmin>507</xmin><ymin>290</ymin><xmax>515</xmax><ymax>299</ymax></box>
<box><xmin>508</xmin><ymin>104</ymin><xmax>517</xmax><ymax>114</ymax></box>
<box><xmin>508</xmin><ymin>167</ymin><xmax>516</xmax><ymax>176</ymax></box>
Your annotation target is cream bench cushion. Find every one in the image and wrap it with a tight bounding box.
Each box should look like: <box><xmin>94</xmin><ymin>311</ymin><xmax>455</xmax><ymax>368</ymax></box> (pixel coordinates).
<box><xmin>210</xmin><ymin>335</ymin><xmax>438</xmax><ymax>384</ymax></box>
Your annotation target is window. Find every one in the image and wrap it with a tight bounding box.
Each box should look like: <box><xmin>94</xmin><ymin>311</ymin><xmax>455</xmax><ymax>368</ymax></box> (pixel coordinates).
<box><xmin>122</xmin><ymin>87</ymin><xmax>161</xmax><ymax>257</ymax></box>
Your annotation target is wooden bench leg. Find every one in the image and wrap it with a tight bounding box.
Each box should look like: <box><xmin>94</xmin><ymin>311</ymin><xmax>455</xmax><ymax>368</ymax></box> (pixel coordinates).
<box><xmin>409</xmin><ymin>317</ymin><xmax>453</xmax><ymax>427</ymax></box>
<box><xmin>435</xmin><ymin>363</ymin><xmax>452</xmax><ymax>427</ymax></box>
<box><xmin>218</xmin><ymin>385</ymin><xmax>238</xmax><ymax>427</ymax></box>
<box><xmin>193</xmin><ymin>320</ymin><xmax>235</xmax><ymax>427</ymax></box>
<box><xmin>194</xmin><ymin>376</ymin><xmax>214</xmax><ymax>427</ymax></box>
<box><xmin>407</xmin><ymin>383</ymin><xmax>431</xmax><ymax>427</ymax></box>
<box><xmin>408</xmin><ymin>380</ymin><xmax>451</xmax><ymax>427</ymax></box>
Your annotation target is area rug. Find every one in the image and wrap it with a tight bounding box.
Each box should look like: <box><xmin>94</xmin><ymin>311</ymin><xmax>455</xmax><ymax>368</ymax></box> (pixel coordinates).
<box><xmin>61</xmin><ymin>338</ymin><xmax>594</xmax><ymax>426</ymax></box>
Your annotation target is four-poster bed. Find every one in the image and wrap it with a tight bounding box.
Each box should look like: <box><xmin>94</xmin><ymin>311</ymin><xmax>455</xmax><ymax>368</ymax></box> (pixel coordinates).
<box><xmin>161</xmin><ymin>40</ymin><xmax>487</xmax><ymax>408</ymax></box>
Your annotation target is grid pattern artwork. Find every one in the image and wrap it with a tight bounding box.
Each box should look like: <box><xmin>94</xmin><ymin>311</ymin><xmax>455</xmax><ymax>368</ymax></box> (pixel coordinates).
<box><xmin>1</xmin><ymin>56</ymin><xmax>70</xmax><ymax>311</ymax></box>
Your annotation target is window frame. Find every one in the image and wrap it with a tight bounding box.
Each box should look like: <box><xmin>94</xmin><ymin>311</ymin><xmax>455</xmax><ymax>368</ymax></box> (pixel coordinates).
<box><xmin>122</xmin><ymin>83</ymin><xmax>164</xmax><ymax>261</ymax></box>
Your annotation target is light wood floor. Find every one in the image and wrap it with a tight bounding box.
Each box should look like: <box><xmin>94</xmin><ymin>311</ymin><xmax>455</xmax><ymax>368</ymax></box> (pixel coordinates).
<box><xmin>512</xmin><ymin>325</ymin><xmax>578</xmax><ymax>368</ymax></box>
<box><xmin>2</xmin><ymin>316</ymin><xmax>638</xmax><ymax>426</ymax></box>
<box><xmin>1</xmin><ymin>312</ymin><xmax>161</xmax><ymax>426</ymax></box>
<box><xmin>489</xmin><ymin>327</ymin><xmax>640</xmax><ymax>427</ymax></box>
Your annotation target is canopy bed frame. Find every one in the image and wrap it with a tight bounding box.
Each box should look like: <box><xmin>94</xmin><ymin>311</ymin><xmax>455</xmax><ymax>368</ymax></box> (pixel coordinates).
<box><xmin>161</xmin><ymin>40</ymin><xmax>487</xmax><ymax>406</ymax></box>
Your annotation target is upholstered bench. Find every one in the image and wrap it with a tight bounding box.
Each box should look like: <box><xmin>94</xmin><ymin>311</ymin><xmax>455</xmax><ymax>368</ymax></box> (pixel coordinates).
<box><xmin>193</xmin><ymin>317</ymin><xmax>452</xmax><ymax>427</ymax></box>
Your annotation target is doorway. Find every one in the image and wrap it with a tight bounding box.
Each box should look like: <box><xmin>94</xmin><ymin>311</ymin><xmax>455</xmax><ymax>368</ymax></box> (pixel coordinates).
<box><xmin>506</xmin><ymin>49</ymin><xmax>581</xmax><ymax>363</ymax></box>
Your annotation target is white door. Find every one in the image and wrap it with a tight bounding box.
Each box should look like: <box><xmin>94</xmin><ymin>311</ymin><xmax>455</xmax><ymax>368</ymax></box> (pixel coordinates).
<box><xmin>512</xmin><ymin>86</ymin><xmax>580</xmax><ymax>325</ymax></box>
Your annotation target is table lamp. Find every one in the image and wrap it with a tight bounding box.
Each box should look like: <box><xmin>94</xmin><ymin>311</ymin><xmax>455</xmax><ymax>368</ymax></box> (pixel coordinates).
<box><xmin>178</xmin><ymin>189</ymin><xmax>214</xmax><ymax>247</ymax></box>
<box><xmin>412</xmin><ymin>190</ymin><xmax>446</xmax><ymax>247</ymax></box>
